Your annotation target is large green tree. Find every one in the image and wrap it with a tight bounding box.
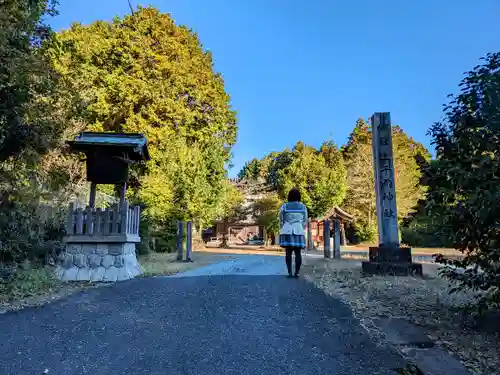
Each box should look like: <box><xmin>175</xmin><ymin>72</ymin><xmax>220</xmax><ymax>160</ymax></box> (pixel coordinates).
<box><xmin>0</xmin><ymin>0</ymin><xmax>67</xmax><ymax>263</ymax></box>
<box><xmin>45</xmin><ymin>6</ymin><xmax>237</xmax><ymax>226</ymax></box>
<box><xmin>252</xmin><ymin>193</ymin><xmax>283</xmax><ymax>245</ymax></box>
<box><xmin>424</xmin><ymin>53</ymin><xmax>500</xmax><ymax>310</ymax></box>
<box><xmin>240</xmin><ymin>141</ymin><xmax>347</xmax><ymax>219</ymax></box>
<box><xmin>0</xmin><ymin>0</ymin><xmax>60</xmax><ymax>165</ymax></box>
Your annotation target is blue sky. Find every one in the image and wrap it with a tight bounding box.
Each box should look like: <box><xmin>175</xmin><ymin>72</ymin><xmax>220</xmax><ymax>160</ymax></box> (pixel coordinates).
<box><xmin>50</xmin><ymin>0</ymin><xmax>500</xmax><ymax>176</ymax></box>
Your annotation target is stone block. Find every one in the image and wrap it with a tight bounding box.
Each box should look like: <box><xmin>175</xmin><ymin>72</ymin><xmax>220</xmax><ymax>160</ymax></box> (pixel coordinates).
<box><xmin>62</xmin><ymin>267</ymin><xmax>79</xmax><ymax>281</ymax></box>
<box><xmin>81</xmin><ymin>243</ymin><xmax>97</xmax><ymax>254</ymax></box>
<box><xmin>89</xmin><ymin>254</ymin><xmax>102</xmax><ymax>268</ymax></box>
<box><xmin>101</xmin><ymin>255</ymin><xmax>114</xmax><ymax>269</ymax></box>
<box><xmin>62</xmin><ymin>253</ymin><xmax>74</xmax><ymax>269</ymax></box>
<box><xmin>374</xmin><ymin>318</ymin><xmax>434</xmax><ymax>348</ymax></box>
<box><xmin>114</xmin><ymin>255</ymin><xmax>125</xmax><ymax>268</ymax></box>
<box><xmin>362</xmin><ymin>261</ymin><xmax>423</xmax><ymax>276</ymax></box>
<box><xmin>90</xmin><ymin>266</ymin><xmax>106</xmax><ymax>282</ymax></box>
<box><xmin>369</xmin><ymin>246</ymin><xmax>412</xmax><ymax>263</ymax></box>
<box><xmin>116</xmin><ymin>267</ymin><xmax>131</xmax><ymax>281</ymax></box>
<box><xmin>76</xmin><ymin>268</ymin><xmax>91</xmax><ymax>281</ymax></box>
<box><xmin>66</xmin><ymin>244</ymin><xmax>82</xmax><ymax>254</ymax></box>
<box><xmin>74</xmin><ymin>253</ymin><xmax>87</xmax><ymax>268</ymax></box>
<box><xmin>403</xmin><ymin>347</ymin><xmax>472</xmax><ymax>375</ymax></box>
<box><xmin>96</xmin><ymin>244</ymin><xmax>108</xmax><ymax>256</ymax></box>
<box><xmin>124</xmin><ymin>243</ymin><xmax>135</xmax><ymax>255</ymax></box>
<box><xmin>108</xmin><ymin>244</ymin><xmax>124</xmax><ymax>256</ymax></box>
<box><xmin>103</xmin><ymin>267</ymin><xmax>118</xmax><ymax>282</ymax></box>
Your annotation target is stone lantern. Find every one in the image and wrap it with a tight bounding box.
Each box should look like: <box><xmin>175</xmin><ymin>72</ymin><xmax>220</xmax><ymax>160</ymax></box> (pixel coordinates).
<box><xmin>56</xmin><ymin>132</ymin><xmax>151</xmax><ymax>282</ymax></box>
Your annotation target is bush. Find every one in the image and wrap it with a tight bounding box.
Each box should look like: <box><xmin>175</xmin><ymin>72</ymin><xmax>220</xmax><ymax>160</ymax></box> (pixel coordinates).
<box><xmin>401</xmin><ymin>218</ymin><xmax>453</xmax><ymax>248</ymax></box>
<box><xmin>0</xmin><ymin>201</ymin><xmax>66</xmax><ymax>265</ymax></box>
<box><xmin>136</xmin><ymin>213</ymin><xmax>153</xmax><ymax>255</ymax></box>
<box><xmin>0</xmin><ymin>261</ymin><xmax>58</xmax><ymax>301</ymax></box>
<box><xmin>425</xmin><ymin>53</ymin><xmax>500</xmax><ymax>312</ymax></box>
<box><xmin>354</xmin><ymin>222</ymin><xmax>378</xmax><ymax>244</ymax></box>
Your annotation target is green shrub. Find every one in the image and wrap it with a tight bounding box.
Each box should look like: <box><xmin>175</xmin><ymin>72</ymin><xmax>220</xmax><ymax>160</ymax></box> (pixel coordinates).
<box><xmin>0</xmin><ymin>262</ymin><xmax>58</xmax><ymax>301</ymax></box>
<box><xmin>354</xmin><ymin>222</ymin><xmax>378</xmax><ymax>243</ymax></box>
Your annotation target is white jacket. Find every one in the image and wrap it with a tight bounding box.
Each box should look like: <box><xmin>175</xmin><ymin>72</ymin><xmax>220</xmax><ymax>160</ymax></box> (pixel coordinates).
<box><xmin>279</xmin><ymin>202</ymin><xmax>308</xmax><ymax>236</ymax></box>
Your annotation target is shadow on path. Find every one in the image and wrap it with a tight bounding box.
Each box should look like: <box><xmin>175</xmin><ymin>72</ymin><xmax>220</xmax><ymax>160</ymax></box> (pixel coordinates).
<box><xmin>0</xmin><ymin>256</ymin><xmax>405</xmax><ymax>375</ymax></box>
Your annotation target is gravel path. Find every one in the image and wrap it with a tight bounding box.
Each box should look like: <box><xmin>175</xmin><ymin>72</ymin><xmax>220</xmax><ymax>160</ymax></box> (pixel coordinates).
<box><xmin>0</xmin><ymin>255</ymin><xmax>405</xmax><ymax>375</ymax></box>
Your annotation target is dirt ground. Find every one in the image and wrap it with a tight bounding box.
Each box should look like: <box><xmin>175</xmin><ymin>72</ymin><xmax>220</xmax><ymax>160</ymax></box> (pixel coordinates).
<box><xmin>302</xmin><ymin>257</ymin><xmax>500</xmax><ymax>375</ymax></box>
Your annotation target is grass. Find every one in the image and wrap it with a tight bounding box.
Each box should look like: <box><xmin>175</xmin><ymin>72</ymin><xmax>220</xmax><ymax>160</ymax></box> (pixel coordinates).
<box><xmin>0</xmin><ymin>262</ymin><xmax>100</xmax><ymax>313</ymax></box>
<box><xmin>139</xmin><ymin>251</ymin><xmax>235</xmax><ymax>277</ymax></box>
<box><xmin>302</xmin><ymin>258</ymin><xmax>500</xmax><ymax>375</ymax></box>
<box><xmin>0</xmin><ymin>251</ymin><xmax>233</xmax><ymax>313</ymax></box>
<box><xmin>0</xmin><ymin>264</ymin><xmax>59</xmax><ymax>302</ymax></box>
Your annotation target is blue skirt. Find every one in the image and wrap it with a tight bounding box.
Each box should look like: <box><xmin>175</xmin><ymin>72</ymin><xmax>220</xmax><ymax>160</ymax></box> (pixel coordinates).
<box><xmin>280</xmin><ymin>234</ymin><xmax>306</xmax><ymax>249</ymax></box>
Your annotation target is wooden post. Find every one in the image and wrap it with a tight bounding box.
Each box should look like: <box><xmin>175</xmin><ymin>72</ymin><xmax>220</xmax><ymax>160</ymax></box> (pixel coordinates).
<box><xmin>66</xmin><ymin>202</ymin><xmax>76</xmax><ymax>235</ymax></box>
<box><xmin>340</xmin><ymin>222</ymin><xmax>347</xmax><ymax>246</ymax></box>
<box><xmin>307</xmin><ymin>219</ymin><xmax>313</xmax><ymax>251</ymax></box>
<box><xmin>323</xmin><ymin>219</ymin><xmax>331</xmax><ymax>259</ymax></box>
<box><xmin>89</xmin><ymin>182</ymin><xmax>97</xmax><ymax>209</ymax></box>
<box><xmin>85</xmin><ymin>207</ymin><xmax>94</xmax><ymax>235</ymax></box>
<box><xmin>186</xmin><ymin>221</ymin><xmax>193</xmax><ymax>262</ymax></box>
<box><xmin>333</xmin><ymin>219</ymin><xmax>341</xmax><ymax>259</ymax></box>
<box><xmin>176</xmin><ymin>221</ymin><xmax>184</xmax><ymax>261</ymax></box>
<box><xmin>121</xmin><ymin>201</ymin><xmax>129</xmax><ymax>234</ymax></box>
<box><xmin>75</xmin><ymin>207</ymin><xmax>84</xmax><ymax>234</ymax></box>
<box><xmin>134</xmin><ymin>206</ymin><xmax>141</xmax><ymax>235</ymax></box>
<box><xmin>95</xmin><ymin>208</ymin><xmax>102</xmax><ymax>235</ymax></box>
<box><xmin>111</xmin><ymin>207</ymin><xmax>120</xmax><ymax>234</ymax></box>
<box><xmin>119</xmin><ymin>182</ymin><xmax>127</xmax><ymax>207</ymax></box>
<box><xmin>103</xmin><ymin>208</ymin><xmax>111</xmax><ymax>235</ymax></box>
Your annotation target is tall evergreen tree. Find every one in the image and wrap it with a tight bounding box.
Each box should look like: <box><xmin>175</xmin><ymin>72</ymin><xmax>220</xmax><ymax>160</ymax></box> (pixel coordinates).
<box><xmin>239</xmin><ymin>141</ymin><xmax>347</xmax><ymax>219</ymax></box>
<box><xmin>44</xmin><ymin>6</ymin><xmax>237</xmax><ymax>225</ymax></box>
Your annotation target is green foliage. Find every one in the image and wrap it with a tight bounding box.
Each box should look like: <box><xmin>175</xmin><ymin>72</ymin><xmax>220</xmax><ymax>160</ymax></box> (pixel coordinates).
<box><xmin>238</xmin><ymin>159</ymin><xmax>263</xmax><ymax>181</ymax></box>
<box><xmin>424</xmin><ymin>53</ymin><xmax>500</xmax><ymax>311</ymax></box>
<box><xmin>0</xmin><ymin>0</ymin><xmax>68</xmax><ymax>265</ymax></box>
<box><xmin>45</xmin><ymin>6</ymin><xmax>237</xmax><ymax>232</ymax></box>
<box><xmin>241</xmin><ymin>141</ymin><xmax>347</xmax><ymax>218</ymax></box>
<box><xmin>216</xmin><ymin>181</ymin><xmax>247</xmax><ymax>248</ymax></box>
<box><xmin>354</xmin><ymin>222</ymin><xmax>378</xmax><ymax>244</ymax></box>
<box><xmin>253</xmin><ymin>193</ymin><xmax>283</xmax><ymax>241</ymax></box>
<box><xmin>342</xmin><ymin>118</ymin><xmax>430</xmax><ymax>242</ymax></box>
<box><xmin>0</xmin><ymin>0</ymin><xmax>61</xmax><ymax>163</ymax></box>
<box><xmin>0</xmin><ymin>262</ymin><xmax>58</xmax><ymax>301</ymax></box>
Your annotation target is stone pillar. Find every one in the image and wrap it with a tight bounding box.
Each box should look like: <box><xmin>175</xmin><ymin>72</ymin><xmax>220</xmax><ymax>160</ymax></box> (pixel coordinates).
<box><xmin>372</xmin><ymin>112</ymin><xmax>399</xmax><ymax>246</ymax></box>
<box><xmin>176</xmin><ymin>221</ymin><xmax>184</xmax><ymax>261</ymax></box>
<box><xmin>333</xmin><ymin>219</ymin><xmax>341</xmax><ymax>259</ymax></box>
<box><xmin>362</xmin><ymin>112</ymin><xmax>422</xmax><ymax>276</ymax></box>
<box><xmin>186</xmin><ymin>221</ymin><xmax>193</xmax><ymax>262</ymax></box>
<box><xmin>323</xmin><ymin>220</ymin><xmax>331</xmax><ymax>259</ymax></box>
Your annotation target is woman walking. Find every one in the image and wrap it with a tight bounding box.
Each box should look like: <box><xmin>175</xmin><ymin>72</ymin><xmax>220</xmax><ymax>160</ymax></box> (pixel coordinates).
<box><xmin>279</xmin><ymin>188</ymin><xmax>308</xmax><ymax>278</ymax></box>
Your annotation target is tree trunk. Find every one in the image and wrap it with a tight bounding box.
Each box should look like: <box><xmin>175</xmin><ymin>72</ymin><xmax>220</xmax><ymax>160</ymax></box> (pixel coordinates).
<box><xmin>220</xmin><ymin>217</ymin><xmax>230</xmax><ymax>248</ymax></box>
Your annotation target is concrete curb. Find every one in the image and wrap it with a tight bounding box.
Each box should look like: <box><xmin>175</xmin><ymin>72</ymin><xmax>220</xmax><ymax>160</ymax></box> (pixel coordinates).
<box><xmin>374</xmin><ymin>318</ymin><xmax>472</xmax><ymax>375</ymax></box>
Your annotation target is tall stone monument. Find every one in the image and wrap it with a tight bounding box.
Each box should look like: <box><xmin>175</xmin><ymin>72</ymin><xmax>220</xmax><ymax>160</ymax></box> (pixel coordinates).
<box><xmin>362</xmin><ymin>113</ymin><xmax>423</xmax><ymax>276</ymax></box>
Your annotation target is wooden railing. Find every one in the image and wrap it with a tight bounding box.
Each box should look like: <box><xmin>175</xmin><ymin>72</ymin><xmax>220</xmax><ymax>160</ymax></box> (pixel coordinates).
<box><xmin>66</xmin><ymin>202</ymin><xmax>140</xmax><ymax>237</ymax></box>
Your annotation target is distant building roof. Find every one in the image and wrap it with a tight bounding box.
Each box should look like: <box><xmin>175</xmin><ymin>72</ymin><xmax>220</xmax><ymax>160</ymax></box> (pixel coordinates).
<box><xmin>67</xmin><ymin>132</ymin><xmax>150</xmax><ymax>161</ymax></box>
<box><xmin>313</xmin><ymin>206</ymin><xmax>354</xmax><ymax>222</ymax></box>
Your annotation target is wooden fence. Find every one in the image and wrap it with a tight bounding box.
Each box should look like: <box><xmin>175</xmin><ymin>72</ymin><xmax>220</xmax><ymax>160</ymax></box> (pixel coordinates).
<box><xmin>66</xmin><ymin>202</ymin><xmax>140</xmax><ymax>237</ymax></box>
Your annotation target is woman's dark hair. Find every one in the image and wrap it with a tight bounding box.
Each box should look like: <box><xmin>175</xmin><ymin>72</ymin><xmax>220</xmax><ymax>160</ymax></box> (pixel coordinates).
<box><xmin>287</xmin><ymin>188</ymin><xmax>301</xmax><ymax>202</ymax></box>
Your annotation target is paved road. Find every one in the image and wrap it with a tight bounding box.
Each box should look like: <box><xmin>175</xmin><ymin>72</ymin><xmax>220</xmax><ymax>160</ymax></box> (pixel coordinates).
<box><xmin>1</xmin><ymin>255</ymin><xmax>405</xmax><ymax>375</ymax></box>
